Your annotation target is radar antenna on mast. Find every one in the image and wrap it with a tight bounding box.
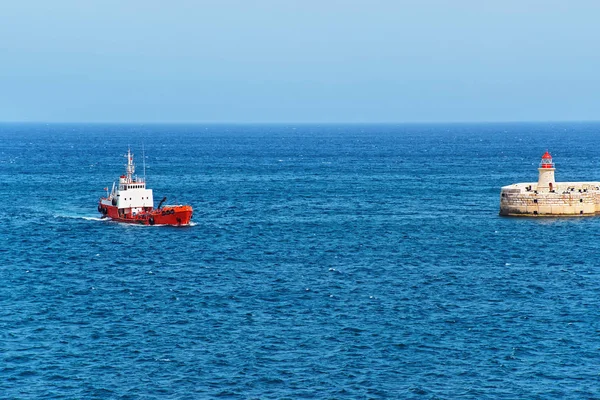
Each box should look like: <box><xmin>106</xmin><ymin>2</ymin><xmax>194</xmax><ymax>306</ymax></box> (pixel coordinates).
<box><xmin>125</xmin><ymin>147</ymin><xmax>135</xmax><ymax>182</ymax></box>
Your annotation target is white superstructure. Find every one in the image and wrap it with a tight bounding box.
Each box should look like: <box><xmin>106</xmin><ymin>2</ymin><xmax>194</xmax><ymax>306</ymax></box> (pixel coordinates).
<box><xmin>106</xmin><ymin>149</ymin><xmax>154</xmax><ymax>214</ymax></box>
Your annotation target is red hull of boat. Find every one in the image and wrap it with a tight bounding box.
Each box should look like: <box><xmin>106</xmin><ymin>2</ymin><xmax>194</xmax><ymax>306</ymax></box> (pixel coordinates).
<box><xmin>98</xmin><ymin>203</ymin><xmax>193</xmax><ymax>226</ymax></box>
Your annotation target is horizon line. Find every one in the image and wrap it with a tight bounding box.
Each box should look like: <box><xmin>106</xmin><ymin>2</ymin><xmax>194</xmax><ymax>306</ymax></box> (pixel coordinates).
<box><xmin>1</xmin><ymin>120</ymin><xmax>599</xmax><ymax>125</ymax></box>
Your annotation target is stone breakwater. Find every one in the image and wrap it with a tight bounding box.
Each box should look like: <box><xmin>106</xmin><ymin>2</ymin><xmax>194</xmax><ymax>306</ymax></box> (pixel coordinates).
<box><xmin>500</xmin><ymin>182</ymin><xmax>600</xmax><ymax>216</ymax></box>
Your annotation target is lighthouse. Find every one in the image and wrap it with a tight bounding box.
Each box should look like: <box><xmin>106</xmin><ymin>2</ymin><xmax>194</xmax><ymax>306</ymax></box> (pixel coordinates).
<box><xmin>537</xmin><ymin>151</ymin><xmax>555</xmax><ymax>192</ymax></box>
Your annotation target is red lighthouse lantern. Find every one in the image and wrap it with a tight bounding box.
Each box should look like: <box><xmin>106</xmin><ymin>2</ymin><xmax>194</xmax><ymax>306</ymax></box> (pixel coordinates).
<box><xmin>540</xmin><ymin>151</ymin><xmax>554</xmax><ymax>169</ymax></box>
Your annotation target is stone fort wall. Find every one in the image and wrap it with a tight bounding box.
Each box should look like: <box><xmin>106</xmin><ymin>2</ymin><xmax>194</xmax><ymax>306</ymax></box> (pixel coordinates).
<box><xmin>500</xmin><ymin>184</ymin><xmax>600</xmax><ymax>216</ymax></box>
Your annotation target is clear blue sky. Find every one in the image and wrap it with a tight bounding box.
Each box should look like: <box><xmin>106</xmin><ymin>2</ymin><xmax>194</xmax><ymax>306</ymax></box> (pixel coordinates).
<box><xmin>1</xmin><ymin>0</ymin><xmax>599</xmax><ymax>123</ymax></box>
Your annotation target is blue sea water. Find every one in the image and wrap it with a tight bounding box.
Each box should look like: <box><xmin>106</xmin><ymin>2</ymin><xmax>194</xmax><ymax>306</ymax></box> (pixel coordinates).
<box><xmin>1</xmin><ymin>122</ymin><xmax>600</xmax><ymax>399</ymax></box>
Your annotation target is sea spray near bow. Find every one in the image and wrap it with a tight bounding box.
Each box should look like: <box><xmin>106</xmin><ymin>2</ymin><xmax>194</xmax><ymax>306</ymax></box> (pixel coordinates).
<box><xmin>1</xmin><ymin>123</ymin><xmax>600</xmax><ymax>399</ymax></box>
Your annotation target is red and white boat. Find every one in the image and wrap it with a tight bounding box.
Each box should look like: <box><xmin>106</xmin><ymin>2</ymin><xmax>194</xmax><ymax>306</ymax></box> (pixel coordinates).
<box><xmin>98</xmin><ymin>149</ymin><xmax>193</xmax><ymax>226</ymax></box>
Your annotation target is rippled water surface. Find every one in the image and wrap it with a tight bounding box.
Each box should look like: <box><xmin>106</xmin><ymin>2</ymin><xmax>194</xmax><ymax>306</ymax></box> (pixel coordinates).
<box><xmin>1</xmin><ymin>122</ymin><xmax>600</xmax><ymax>399</ymax></box>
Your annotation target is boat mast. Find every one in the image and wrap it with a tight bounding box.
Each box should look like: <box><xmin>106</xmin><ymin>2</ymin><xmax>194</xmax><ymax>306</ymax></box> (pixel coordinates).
<box><xmin>142</xmin><ymin>143</ymin><xmax>146</xmax><ymax>183</ymax></box>
<box><xmin>125</xmin><ymin>148</ymin><xmax>135</xmax><ymax>182</ymax></box>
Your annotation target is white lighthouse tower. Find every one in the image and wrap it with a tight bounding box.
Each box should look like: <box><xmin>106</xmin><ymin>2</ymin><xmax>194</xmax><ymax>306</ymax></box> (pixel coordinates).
<box><xmin>537</xmin><ymin>151</ymin><xmax>556</xmax><ymax>192</ymax></box>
